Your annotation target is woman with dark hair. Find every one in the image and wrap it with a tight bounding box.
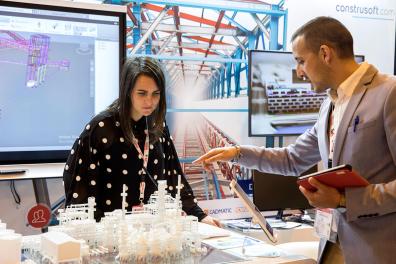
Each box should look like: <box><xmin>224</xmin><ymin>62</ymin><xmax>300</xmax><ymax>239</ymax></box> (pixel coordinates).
<box><xmin>63</xmin><ymin>57</ymin><xmax>219</xmax><ymax>226</ymax></box>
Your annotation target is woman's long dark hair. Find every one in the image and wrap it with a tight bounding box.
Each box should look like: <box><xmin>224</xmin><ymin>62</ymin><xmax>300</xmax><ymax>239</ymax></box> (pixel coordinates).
<box><xmin>108</xmin><ymin>57</ymin><xmax>166</xmax><ymax>144</ymax></box>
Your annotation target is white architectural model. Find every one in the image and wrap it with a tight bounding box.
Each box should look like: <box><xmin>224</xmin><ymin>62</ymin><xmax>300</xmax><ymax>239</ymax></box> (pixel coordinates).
<box><xmin>24</xmin><ymin>178</ymin><xmax>204</xmax><ymax>263</ymax></box>
<box><xmin>0</xmin><ymin>219</ymin><xmax>22</xmax><ymax>264</ymax></box>
<box><xmin>40</xmin><ymin>231</ymin><xmax>81</xmax><ymax>263</ymax></box>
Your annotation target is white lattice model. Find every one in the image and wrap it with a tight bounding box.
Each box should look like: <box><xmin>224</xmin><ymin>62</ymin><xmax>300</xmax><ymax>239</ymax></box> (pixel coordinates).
<box><xmin>45</xmin><ymin>177</ymin><xmax>204</xmax><ymax>263</ymax></box>
<box><xmin>0</xmin><ymin>219</ymin><xmax>22</xmax><ymax>264</ymax></box>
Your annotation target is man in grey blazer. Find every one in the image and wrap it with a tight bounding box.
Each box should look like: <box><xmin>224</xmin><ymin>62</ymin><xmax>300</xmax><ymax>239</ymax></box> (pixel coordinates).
<box><xmin>194</xmin><ymin>17</ymin><xmax>396</xmax><ymax>264</ymax></box>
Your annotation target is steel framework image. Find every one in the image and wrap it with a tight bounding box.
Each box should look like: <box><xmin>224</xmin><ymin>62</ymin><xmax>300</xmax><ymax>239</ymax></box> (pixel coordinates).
<box><xmin>102</xmin><ymin>0</ymin><xmax>288</xmax><ymax>199</ymax></box>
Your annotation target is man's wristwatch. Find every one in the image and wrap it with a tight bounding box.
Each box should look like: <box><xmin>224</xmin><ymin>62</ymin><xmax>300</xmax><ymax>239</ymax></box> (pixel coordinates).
<box><xmin>338</xmin><ymin>193</ymin><xmax>346</xmax><ymax>208</ymax></box>
<box><xmin>230</xmin><ymin>145</ymin><xmax>241</xmax><ymax>163</ymax></box>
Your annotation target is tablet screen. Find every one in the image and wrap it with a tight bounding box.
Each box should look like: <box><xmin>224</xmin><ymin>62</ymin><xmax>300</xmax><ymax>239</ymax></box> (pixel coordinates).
<box><xmin>230</xmin><ymin>180</ymin><xmax>277</xmax><ymax>243</ymax></box>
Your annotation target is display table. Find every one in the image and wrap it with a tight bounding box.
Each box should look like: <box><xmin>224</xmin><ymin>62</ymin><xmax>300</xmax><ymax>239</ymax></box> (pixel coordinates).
<box><xmin>21</xmin><ymin>230</ymin><xmax>317</xmax><ymax>264</ymax></box>
<box><xmin>243</xmin><ymin>223</ymin><xmax>319</xmax><ymax>244</ymax></box>
<box><xmin>0</xmin><ymin>163</ymin><xmax>65</xmax><ymax>207</ymax></box>
<box><xmin>223</xmin><ymin>221</ymin><xmax>319</xmax><ymax>261</ymax></box>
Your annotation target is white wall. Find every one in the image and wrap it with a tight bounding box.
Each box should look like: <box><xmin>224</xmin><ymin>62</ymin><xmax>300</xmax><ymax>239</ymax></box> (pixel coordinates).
<box><xmin>285</xmin><ymin>0</ymin><xmax>396</xmax><ymax>74</ymax></box>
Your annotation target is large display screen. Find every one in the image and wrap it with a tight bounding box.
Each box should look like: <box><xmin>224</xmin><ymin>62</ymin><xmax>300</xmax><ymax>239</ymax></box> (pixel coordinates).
<box><xmin>0</xmin><ymin>1</ymin><xmax>125</xmax><ymax>164</ymax></box>
<box><xmin>248</xmin><ymin>50</ymin><xmax>364</xmax><ymax>136</ymax></box>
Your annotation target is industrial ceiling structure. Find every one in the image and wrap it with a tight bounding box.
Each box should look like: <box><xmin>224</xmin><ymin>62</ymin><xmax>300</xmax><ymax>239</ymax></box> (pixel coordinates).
<box><xmin>104</xmin><ymin>0</ymin><xmax>287</xmax><ymax>99</ymax></box>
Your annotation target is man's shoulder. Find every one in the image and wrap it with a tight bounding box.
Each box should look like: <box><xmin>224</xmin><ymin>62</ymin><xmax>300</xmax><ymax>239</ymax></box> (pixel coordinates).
<box><xmin>370</xmin><ymin>73</ymin><xmax>396</xmax><ymax>98</ymax></box>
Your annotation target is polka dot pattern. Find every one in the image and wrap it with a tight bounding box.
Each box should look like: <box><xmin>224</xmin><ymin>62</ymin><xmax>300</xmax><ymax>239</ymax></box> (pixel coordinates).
<box><xmin>64</xmin><ymin>112</ymin><xmax>204</xmax><ymax>220</ymax></box>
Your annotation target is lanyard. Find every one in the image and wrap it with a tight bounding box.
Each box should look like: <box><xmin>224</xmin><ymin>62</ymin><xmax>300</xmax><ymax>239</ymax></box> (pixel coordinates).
<box><xmin>132</xmin><ymin>117</ymin><xmax>149</xmax><ymax>205</ymax></box>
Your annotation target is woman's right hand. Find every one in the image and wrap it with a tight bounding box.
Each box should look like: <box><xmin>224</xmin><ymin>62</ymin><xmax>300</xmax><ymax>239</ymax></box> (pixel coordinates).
<box><xmin>192</xmin><ymin>147</ymin><xmax>238</xmax><ymax>171</ymax></box>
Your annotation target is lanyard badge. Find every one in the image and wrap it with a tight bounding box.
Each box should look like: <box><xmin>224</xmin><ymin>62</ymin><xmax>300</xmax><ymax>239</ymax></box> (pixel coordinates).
<box><xmin>314</xmin><ymin>208</ymin><xmax>338</xmax><ymax>243</ymax></box>
<box><xmin>132</xmin><ymin>117</ymin><xmax>150</xmax><ymax>206</ymax></box>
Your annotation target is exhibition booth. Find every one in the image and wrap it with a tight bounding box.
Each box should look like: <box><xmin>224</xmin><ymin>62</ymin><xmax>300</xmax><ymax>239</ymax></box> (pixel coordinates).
<box><xmin>0</xmin><ymin>0</ymin><xmax>395</xmax><ymax>263</ymax></box>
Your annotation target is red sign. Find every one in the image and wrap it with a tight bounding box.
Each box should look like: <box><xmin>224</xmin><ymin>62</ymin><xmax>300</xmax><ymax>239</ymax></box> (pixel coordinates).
<box><xmin>27</xmin><ymin>204</ymin><xmax>51</xmax><ymax>228</ymax></box>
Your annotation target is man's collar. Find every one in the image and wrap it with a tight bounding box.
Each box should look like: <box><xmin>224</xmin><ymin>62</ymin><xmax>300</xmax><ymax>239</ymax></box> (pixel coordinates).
<box><xmin>327</xmin><ymin>62</ymin><xmax>370</xmax><ymax>103</ymax></box>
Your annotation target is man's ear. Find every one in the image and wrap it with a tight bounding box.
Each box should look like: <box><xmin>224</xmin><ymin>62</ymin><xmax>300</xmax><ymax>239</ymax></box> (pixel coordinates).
<box><xmin>319</xmin><ymin>44</ymin><xmax>333</xmax><ymax>64</ymax></box>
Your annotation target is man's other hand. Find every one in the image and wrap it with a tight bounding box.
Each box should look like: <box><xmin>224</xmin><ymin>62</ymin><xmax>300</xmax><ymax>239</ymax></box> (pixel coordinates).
<box><xmin>299</xmin><ymin>177</ymin><xmax>342</xmax><ymax>208</ymax></box>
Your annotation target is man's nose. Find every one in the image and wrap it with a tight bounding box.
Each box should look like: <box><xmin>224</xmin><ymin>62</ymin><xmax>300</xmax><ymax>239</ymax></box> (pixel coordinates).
<box><xmin>296</xmin><ymin>67</ymin><xmax>306</xmax><ymax>80</ymax></box>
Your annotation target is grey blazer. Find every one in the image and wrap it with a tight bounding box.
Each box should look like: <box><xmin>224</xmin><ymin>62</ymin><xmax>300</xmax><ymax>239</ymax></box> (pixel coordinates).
<box><xmin>239</xmin><ymin>64</ymin><xmax>396</xmax><ymax>264</ymax></box>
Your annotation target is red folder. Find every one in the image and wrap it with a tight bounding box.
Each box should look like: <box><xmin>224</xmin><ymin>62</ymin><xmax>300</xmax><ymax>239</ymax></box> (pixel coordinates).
<box><xmin>296</xmin><ymin>164</ymin><xmax>369</xmax><ymax>192</ymax></box>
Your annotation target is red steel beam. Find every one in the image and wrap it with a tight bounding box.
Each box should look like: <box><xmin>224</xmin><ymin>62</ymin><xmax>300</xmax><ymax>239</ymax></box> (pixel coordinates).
<box><xmin>199</xmin><ymin>11</ymin><xmax>225</xmax><ymax>74</ymax></box>
<box><xmin>186</xmin><ymin>36</ymin><xmax>232</xmax><ymax>46</ymax></box>
<box><xmin>126</xmin><ymin>3</ymin><xmax>138</xmax><ymax>26</ymax></box>
<box><xmin>142</xmin><ymin>3</ymin><xmax>236</xmax><ymax>29</ymax></box>
<box><xmin>184</xmin><ymin>47</ymin><xmax>217</xmax><ymax>55</ymax></box>
<box><xmin>172</xmin><ymin>6</ymin><xmax>185</xmax><ymax>76</ymax></box>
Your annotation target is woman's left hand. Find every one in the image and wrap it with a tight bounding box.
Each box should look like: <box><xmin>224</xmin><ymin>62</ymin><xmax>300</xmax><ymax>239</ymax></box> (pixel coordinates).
<box><xmin>201</xmin><ymin>216</ymin><xmax>222</xmax><ymax>227</ymax></box>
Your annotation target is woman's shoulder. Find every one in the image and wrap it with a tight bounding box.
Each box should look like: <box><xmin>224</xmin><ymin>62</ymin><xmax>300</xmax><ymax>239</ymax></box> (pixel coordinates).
<box><xmin>81</xmin><ymin>110</ymin><xmax>121</xmax><ymax>138</ymax></box>
<box><xmin>88</xmin><ymin>110</ymin><xmax>120</xmax><ymax>128</ymax></box>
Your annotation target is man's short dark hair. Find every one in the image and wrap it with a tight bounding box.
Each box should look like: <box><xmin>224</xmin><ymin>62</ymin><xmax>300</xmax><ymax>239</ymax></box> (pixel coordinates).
<box><xmin>291</xmin><ymin>16</ymin><xmax>354</xmax><ymax>59</ymax></box>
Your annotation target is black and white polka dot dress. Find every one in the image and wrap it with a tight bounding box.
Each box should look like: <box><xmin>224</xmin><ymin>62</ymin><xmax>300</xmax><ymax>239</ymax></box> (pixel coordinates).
<box><xmin>63</xmin><ymin>110</ymin><xmax>206</xmax><ymax>221</ymax></box>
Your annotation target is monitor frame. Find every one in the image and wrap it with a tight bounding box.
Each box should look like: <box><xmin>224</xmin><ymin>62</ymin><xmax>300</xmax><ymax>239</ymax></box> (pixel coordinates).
<box><xmin>252</xmin><ymin>165</ymin><xmax>317</xmax><ymax>212</ymax></box>
<box><xmin>248</xmin><ymin>49</ymin><xmax>365</xmax><ymax>137</ymax></box>
<box><xmin>0</xmin><ymin>0</ymin><xmax>126</xmax><ymax>165</ymax></box>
